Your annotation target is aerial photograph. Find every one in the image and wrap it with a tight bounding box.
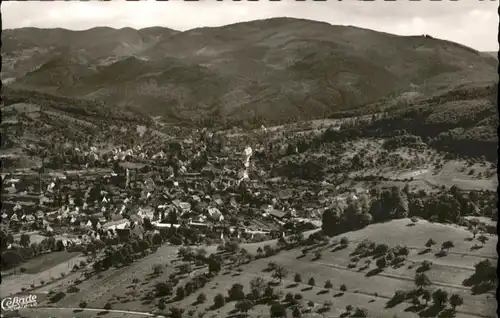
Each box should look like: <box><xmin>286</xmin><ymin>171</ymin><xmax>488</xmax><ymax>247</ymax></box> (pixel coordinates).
<box><xmin>0</xmin><ymin>1</ymin><xmax>498</xmax><ymax>317</ymax></box>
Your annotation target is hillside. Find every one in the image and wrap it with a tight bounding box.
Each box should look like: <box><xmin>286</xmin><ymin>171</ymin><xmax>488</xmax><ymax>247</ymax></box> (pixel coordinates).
<box><xmin>15</xmin><ymin>219</ymin><xmax>497</xmax><ymax>318</ymax></box>
<box><xmin>3</xmin><ymin>18</ymin><xmax>497</xmax><ymax>125</ymax></box>
<box><xmin>0</xmin><ymin>88</ymin><xmax>152</xmax><ymax>169</ymax></box>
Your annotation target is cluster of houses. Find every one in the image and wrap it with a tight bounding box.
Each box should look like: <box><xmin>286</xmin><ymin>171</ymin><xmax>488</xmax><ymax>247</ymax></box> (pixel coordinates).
<box><xmin>3</xmin><ymin>127</ymin><xmax>360</xmax><ymax>255</ymax></box>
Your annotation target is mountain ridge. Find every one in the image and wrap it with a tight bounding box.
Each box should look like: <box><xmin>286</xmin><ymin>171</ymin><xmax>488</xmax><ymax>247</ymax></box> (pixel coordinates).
<box><xmin>3</xmin><ymin>17</ymin><xmax>497</xmax><ymax>126</ymax></box>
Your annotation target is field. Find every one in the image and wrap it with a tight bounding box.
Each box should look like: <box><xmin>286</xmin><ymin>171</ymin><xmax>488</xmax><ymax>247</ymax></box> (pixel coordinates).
<box><xmin>1</xmin><ymin>251</ymin><xmax>87</xmax><ymax>298</ymax></box>
<box><xmin>18</xmin><ymin>220</ymin><xmax>496</xmax><ymax>318</ymax></box>
<box><xmin>335</xmin><ymin>139</ymin><xmax>497</xmax><ymax>192</ymax></box>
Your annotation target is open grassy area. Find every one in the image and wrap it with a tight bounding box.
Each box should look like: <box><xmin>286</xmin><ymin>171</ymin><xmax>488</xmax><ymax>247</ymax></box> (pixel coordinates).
<box><xmin>28</xmin><ymin>220</ymin><xmax>496</xmax><ymax>318</ymax></box>
<box><xmin>1</xmin><ymin>252</ymin><xmax>86</xmax><ymax>298</ymax></box>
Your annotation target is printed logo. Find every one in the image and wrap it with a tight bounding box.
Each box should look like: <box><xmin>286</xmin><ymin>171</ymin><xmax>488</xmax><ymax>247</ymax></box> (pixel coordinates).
<box><xmin>1</xmin><ymin>295</ymin><xmax>38</xmax><ymax>311</ymax></box>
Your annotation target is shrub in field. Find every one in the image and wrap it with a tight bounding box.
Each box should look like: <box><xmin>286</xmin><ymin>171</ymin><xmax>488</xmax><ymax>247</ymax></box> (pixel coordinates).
<box><xmin>353</xmin><ymin>307</ymin><xmax>368</xmax><ymax>317</ymax></box>
<box><xmin>270</xmin><ymin>303</ymin><xmax>287</xmax><ymax>317</ymax></box>
<box><xmin>432</xmin><ymin>289</ymin><xmax>448</xmax><ymax>308</ymax></box>
<box><xmin>228</xmin><ymin>283</ymin><xmax>245</xmax><ymax>301</ymax></box>
<box><xmin>415</xmin><ymin>273</ymin><xmax>431</xmax><ymax>290</ymax></box>
<box><xmin>213</xmin><ymin>293</ymin><xmax>225</xmax><ymax>308</ymax></box>
<box><xmin>294</xmin><ymin>273</ymin><xmax>302</xmax><ymax>283</ymax></box>
<box><xmin>155</xmin><ymin>282</ymin><xmax>173</xmax><ymax>297</ymax></box>
<box><xmin>272</xmin><ymin>266</ymin><xmax>288</xmax><ymax>284</ymax></box>
<box><xmin>340</xmin><ymin>237</ymin><xmax>349</xmax><ymax>247</ymax></box>
<box><xmin>235</xmin><ymin>299</ymin><xmax>254</xmax><ymax>316</ymax></box>
<box><xmin>324</xmin><ymin>280</ymin><xmax>333</xmax><ymax>289</ymax></box>
<box><xmin>197</xmin><ymin>293</ymin><xmax>207</xmax><ymax>304</ymax></box>
<box><xmin>175</xmin><ymin>286</ymin><xmax>186</xmax><ymax>300</ymax></box>
<box><xmin>450</xmin><ymin>294</ymin><xmax>464</xmax><ymax>311</ymax></box>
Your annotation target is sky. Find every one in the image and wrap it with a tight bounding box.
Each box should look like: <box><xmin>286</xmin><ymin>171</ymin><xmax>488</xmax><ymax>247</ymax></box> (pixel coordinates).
<box><xmin>2</xmin><ymin>0</ymin><xmax>498</xmax><ymax>51</ymax></box>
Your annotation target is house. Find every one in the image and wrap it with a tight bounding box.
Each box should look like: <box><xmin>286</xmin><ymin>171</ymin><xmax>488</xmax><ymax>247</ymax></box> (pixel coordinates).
<box><xmin>207</xmin><ymin>207</ymin><xmax>224</xmax><ymax>222</ymax></box>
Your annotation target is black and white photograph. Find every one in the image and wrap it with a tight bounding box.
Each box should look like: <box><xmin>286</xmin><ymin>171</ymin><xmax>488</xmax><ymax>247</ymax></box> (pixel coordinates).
<box><xmin>1</xmin><ymin>1</ymin><xmax>498</xmax><ymax>317</ymax></box>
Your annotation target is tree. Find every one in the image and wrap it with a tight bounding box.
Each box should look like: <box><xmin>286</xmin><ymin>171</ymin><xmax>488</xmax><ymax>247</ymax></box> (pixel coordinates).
<box><xmin>477</xmin><ymin>234</ymin><xmax>489</xmax><ymax>245</ymax></box>
<box><xmin>158</xmin><ymin>298</ymin><xmax>166</xmax><ymax>310</ymax></box>
<box><xmin>432</xmin><ymin>289</ymin><xmax>448</xmax><ymax>308</ymax></box>
<box><xmin>197</xmin><ymin>293</ymin><xmax>207</xmax><ymax>304</ymax></box>
<box><xmin>441</xmin><ymin>241</ymin><xmax>454</xmax><ymax>252</ymax></box>
<box><xmin>376</xmin><ymin>257</ymin><xmax>387</xmax><ymax>270</ymax></box>
<box><xmin>213</xmin><ymin>293</ymin><xmax>225</xmax><ymax>308</ymax></box>
<box><xmin>250</xmin><ymin>277</ymin><xmax>266</xmax><ymax>300</ymax></box>
<box><xmin>308</xmin><ymin>277</ymin><xmax>316</xmax><ymax>287</ymax></box>
<box><xmin>152</xmin><ymin>264</ymin><xmax>163</xmax><ymax>275</ymax></box>
<box><xmin>340</xmin><ymin>237</ymin><xmax>349</xmax><ymax>247</ymax></box>
<box><xmin>226</xmin><ymin>241</ymin><xmax>240</xmax><ymax>253</ymax></box>
<box><xmin>353</xmin><ymin>307</ymin><xmax>368</xmax><ymax>317</ymax></box>
<box><xmin>321</xmin><ymin>207</ymin><xmax>341</xmax><ymax>236</ymax></box>
<box><xmin>277</xmin><ymin>237</ymin><xmax>288</xmax><ymax>250</ymax></box>
<box><xmin>324</xmin><ymin>280</ymin><xmax>333</xmax><ymax>289</ymax></box>
<box><xmin>196</xmin><ymin>248</ymin><xmax>207</xmax><ymax>260</ymax></box>
<box><xmin>79</xmin><ymin>301</ymin><xmax>87</xmax><ymax>308</ymax></box>
<box><xmin>270</xmin><ymin>303</ymin><xmax>287</xmax><ymax>317</ymax></box>
<box><xmin>155</xmin><ymin>282</ymin><xmax>173</xmax><ymax>297</ymax></box>
<box><xmin>264</xmin><ymin>285</ymin><xmax>274</xmax><ymax>299</ymax></box>
<box><xmin>425</xmin><ymin>238</ymin><xmax>436</xmax><ymax>249</ymax></box>
<box><xmin>449</xmin><ymin>294</ymin><xmax>463</xmax><ymax>311</ymax></box>
<box><xmin>292</xmin><ymin>306</ymin><xmax>302</xmax><ymax>318</ymax></box>
<box><xmin>421</xmin><ymin>289</ymin><xmax>431</xmax><ymax>305</ymax></box>
<box><xmin>294</xmin><ymin>273</ymin><xmax>302</xmax><ymax>283</ymax></box>
<box><xmin>20</xmin><ymin>234</ymin><xmax>31</xmax><ymax>248</ymax></box>
<box><xmin>208</xmin><ymin>256</ymin><xmax>222</xmax><ymax>274</ymax></box>
<box><xmin>256</xmin><ymin>247</ymin><xmax>263</xmax><ymax>257</ymax></box>
<box><xmin>474</xmin><ymin>259</ymin><xmax>496</xmax><ymax>281</ymax></box>
<box><xmin>176</xmin><ymin>286</ymin><xmax>186</xmax><ymax>300</ymax></box>
<box><xmin>272</xmin><ymin>266</ymin><xmax>288</xmax><ymax>284</ymax></box>
<box><xmin>414</xmin><ymin>273</ymin><xmax>431</xmax><ymax>290</ymax></box>
<box><xmin>340</xmin><ymin>284</ymin><xmax>347</xmax><ymax>292</ymax></box>
<box><xmin>103</xmin><ymin>302</ymin><xmax>112</xmax><ymax>310</ymax></box>
<box><xmin>345</xmin><ymin>305</ymin><xmax>353</xmax><ymax>313</ymax></box>
<box><xmin>170</xmin><ymin>307</ymin><xmax>184</xmax><ymax>318</ymax></box>
<box><xmin>399</xmin><ymin>246</ymin><xmax>410</xmax><ymax>258</ymax></box>
<box><xmin>235</xmin><ymin>299</ymin><xmax>254</xmax><ymax>317</ymax></box>
<box><xmin>228</xmin><ymin>283</ymin><xmax>245</xmax><ymax>301</ymax></box>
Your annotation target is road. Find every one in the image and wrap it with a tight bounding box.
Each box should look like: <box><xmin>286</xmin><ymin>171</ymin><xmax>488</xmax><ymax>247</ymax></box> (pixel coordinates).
<box><xmin>18</xmin><ymin>307</ymin><xmax>161</xmax><ymax>318</ymax></box>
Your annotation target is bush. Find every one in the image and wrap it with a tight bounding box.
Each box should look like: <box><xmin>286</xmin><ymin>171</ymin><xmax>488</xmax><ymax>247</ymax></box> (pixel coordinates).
<box><xmin>391</xmin><ymin>291</ymin><xmax>406</xmax><ymax>303</ymax></box>
<box><xmin>213</xmin><ymin>293</ymin><xmax>225</xmax><ymax>308</ymax></box>
<box><xmin>175</xmin><ymin>286</ymin><xmax>186</xmax><ymax>300</ymax></box>
<box><xmin>353</xmin><ymin>307</ymin><xmax>368</xmax><ymax>317</ymax></box>
<box><xmin>324</xmin><ymin>280</ymin><xmax>333</xmax><ymax>289</ymax></box>
<box><xmin>294</xmin><ymin>273</ymin><xmax>302</xmax><ymax>283</ymax></box>
<box><xmin>340</xmin><ymin>284</ymin><xmax>347</xmax><ymax>292</ymax></box>
<box><xmin>79</xmin><ymin>301</ymin><xmax>87</xmax><ymax>308</ymax></box>
<box><xmin>340</xmin><ymin>237</ymin><xmax>349</xmax><ymax>246</ymax></box>
<box><xmin>49</xmin><ymin>291</ymin><xmax>66</xmax><ymax>303</ymax></box>
<box><xmin>104</xmin><ymin>302</ymin><xmax>112</xmax><ymax>310</ymax></box>
<box><xmin>67</xmin><ymin>285</ymin><xmax>80</xmax><ymax>293</ymax></box>
<box><xmin>197</xmin><ymin>293</ymin><xmax>207</xmax><ymax>304</ymax></box>
<box><xmin>270</xmin><ymin>303</ymin><xmax>287</xmax><ymax>317</ymax></box>
<box><xmin>155</xmin><ymin>282</ymin><xmax>172</xmax><ymax>297</ymax></box>
<box><xmin>228</xmin><ymin>283</ymin><xmax>245</xmax><ymax>301</ymax></box>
